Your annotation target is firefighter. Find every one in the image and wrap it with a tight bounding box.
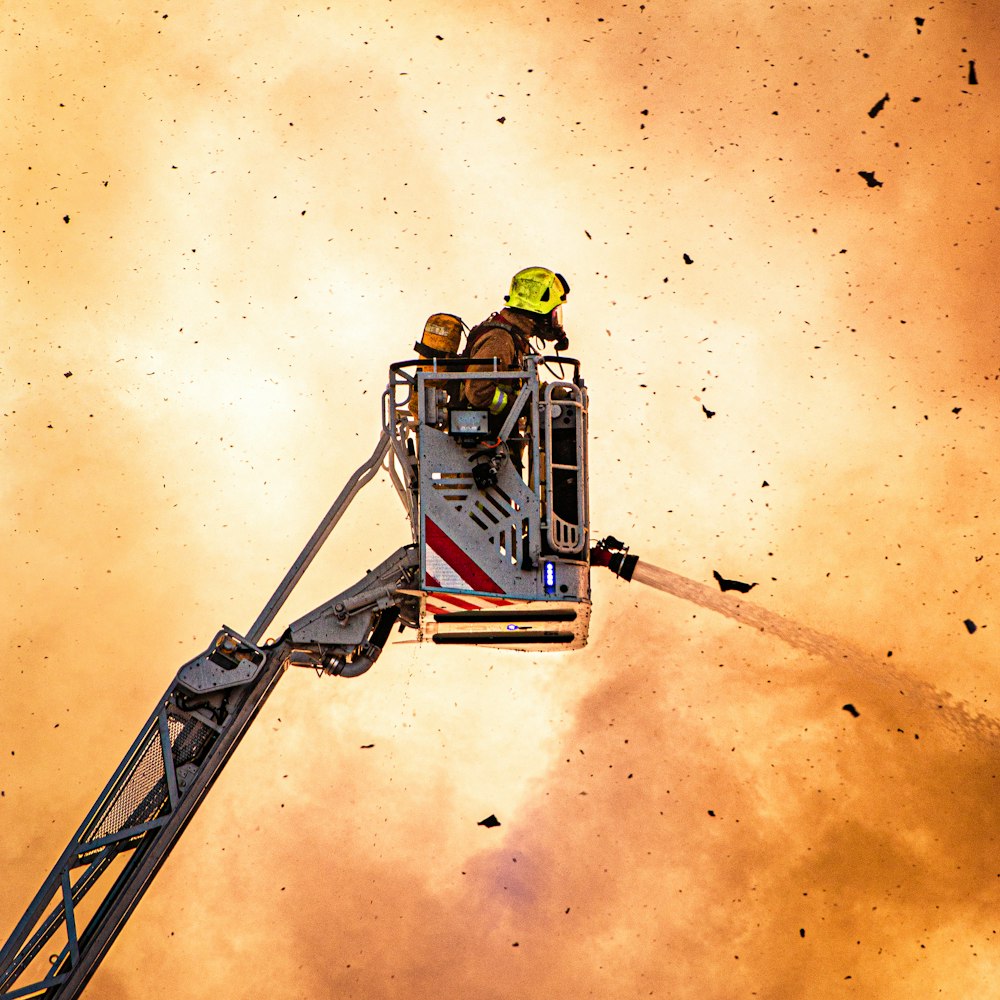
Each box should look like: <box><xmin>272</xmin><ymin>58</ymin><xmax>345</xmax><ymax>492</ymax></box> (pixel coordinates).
<box><xmin>462</xmin><ymin>266</ymin><xmax>570</xmax><ymax>418</ymax></box>
<box><xmin>459</xmin><ymin>267</ymin><xmax>570</xmax><ymax>481</ymax></box>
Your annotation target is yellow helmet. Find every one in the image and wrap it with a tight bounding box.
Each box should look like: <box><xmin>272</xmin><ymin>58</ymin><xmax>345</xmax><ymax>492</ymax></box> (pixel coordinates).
<box><xmin>504</xmin><ymin>266</ymin><xmax>570</xmax><ymax>315</ymax></box>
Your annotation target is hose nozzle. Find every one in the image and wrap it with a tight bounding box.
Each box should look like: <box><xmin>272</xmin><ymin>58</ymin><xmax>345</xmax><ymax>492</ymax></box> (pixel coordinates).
<box><xmin>591</xmin><ymin>536</ymin><xmax>639</xmax><ymax>581</ymax></box>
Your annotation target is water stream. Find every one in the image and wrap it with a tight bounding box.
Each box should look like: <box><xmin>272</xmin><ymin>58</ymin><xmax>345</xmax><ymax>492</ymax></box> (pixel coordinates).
<box><xmin>630</xmin><ymin>560</ymin><xmax>1000</xmax><ymax>749</ymax></box>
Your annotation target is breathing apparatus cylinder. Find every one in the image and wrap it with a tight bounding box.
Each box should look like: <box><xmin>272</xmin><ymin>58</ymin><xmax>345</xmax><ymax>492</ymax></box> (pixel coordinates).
<box><xmin>410</xmin><ymin>313</ymin><xmax>464</xmax><ymax>416</ymax></box>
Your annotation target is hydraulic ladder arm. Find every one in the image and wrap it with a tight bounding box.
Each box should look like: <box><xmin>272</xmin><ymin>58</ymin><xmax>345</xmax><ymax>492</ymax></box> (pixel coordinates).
<box><xmin>0</xmin><ymin>432</ymin><xmax>419</xmax><ymax>1000</ymax></box>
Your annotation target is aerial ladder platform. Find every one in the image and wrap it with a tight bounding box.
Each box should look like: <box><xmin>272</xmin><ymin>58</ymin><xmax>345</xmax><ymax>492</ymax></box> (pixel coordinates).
<box><xmin>0</xmin><ymin>351</ymin><xmax>637</xmax><ymax>999</ymax></box>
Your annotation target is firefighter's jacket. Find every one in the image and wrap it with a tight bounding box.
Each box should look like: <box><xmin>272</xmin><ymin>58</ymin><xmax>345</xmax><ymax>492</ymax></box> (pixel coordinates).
<box><xmin>461</xmin><ymin>309</ymin><xmax>536</xmax><ymax>411</ymax></box>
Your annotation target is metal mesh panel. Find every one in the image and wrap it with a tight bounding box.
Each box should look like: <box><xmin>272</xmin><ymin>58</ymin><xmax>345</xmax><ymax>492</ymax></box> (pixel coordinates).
<box><xmin>78</xmin><ymin>712</ymin><xmax>215</xmax><ymax>856</ymax></box>
<box><xmin>170</xmin><ymin>712</ymin><xmax>214</xmax><ymax>768</ymax></box>
<box><xmin>85</xmin><ymin>728</ymin><xmax>166</xmax><ymax>845</ymax></box>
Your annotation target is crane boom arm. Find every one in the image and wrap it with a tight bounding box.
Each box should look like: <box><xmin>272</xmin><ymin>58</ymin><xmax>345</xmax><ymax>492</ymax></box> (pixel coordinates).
<box><xmin>0</xmin><ymin>433</ymin><xmax>417</xmax><ymax>1000</ymax></box>
<box><xmin>0</xmin><ymin>633</ymin><xmax>291</xmax><ymax>1000</ymax></box>
<box><xmin>2</xmin><ymin>347</ymin><xmax>600</xmax><ymax>997</ymax></box>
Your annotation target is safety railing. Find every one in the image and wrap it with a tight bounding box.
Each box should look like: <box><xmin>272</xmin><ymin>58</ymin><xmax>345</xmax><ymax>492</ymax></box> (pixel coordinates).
<box><xmin>541</xmin><ymin>380</ymin><xmax>588</xmax><ymax>555</ymax></box>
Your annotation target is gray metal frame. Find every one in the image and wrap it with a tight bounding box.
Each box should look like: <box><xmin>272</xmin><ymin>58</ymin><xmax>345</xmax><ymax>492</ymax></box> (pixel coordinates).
<box><xmin>418</xmin><ymin>421</ymin><xmax>542</xmax><ymax>595</ymax></box>
<box><xmin>384</xmin><ymin>354</ymin><xmax>592</xmax><ymax>649</ymax></box>
<box><xmin>542</xmin><ymin>379</ymin><xmax>589</xmax><ymax>555</ymax></box>
<box><xmin>385</xmin><ymin>354</ymin><xmax>590</xmax><ymax>572</ymax></box>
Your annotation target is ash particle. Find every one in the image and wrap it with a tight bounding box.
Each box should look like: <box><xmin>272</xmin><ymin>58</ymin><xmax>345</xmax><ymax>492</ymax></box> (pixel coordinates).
<box><xmin>713</xmin><ymin>570</ymin><xmax>756</xmax><ymax>594</ymax></box>
<box><xmin>868</xmin><ymin>93</ymin><xmax>890</xmax><ymax>118</ymax></box>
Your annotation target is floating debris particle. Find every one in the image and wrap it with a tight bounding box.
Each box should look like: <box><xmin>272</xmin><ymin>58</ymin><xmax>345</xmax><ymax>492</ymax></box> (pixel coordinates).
<box><xmin>713</xmin><ymin>570</ymin><xmax>757</xmax><ymax>594</ymax></box>
<box><xmin>868</xmin><ymin>93</ymin><xmax>890</xmax><ymax>118</ymax></box>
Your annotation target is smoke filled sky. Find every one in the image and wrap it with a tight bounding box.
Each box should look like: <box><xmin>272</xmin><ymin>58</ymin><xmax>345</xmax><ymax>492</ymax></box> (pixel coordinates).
<box><xmin>2</xmin><ymin>1</ymin><xmax>999</xmax><ymax>997</ymax></box>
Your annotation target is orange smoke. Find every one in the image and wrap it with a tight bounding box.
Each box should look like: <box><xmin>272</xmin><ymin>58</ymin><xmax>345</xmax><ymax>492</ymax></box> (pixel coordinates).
<box><xmin>2</xmin><ymin>1</ymin><xmax>999</xmax><ymax>998</ymax></box>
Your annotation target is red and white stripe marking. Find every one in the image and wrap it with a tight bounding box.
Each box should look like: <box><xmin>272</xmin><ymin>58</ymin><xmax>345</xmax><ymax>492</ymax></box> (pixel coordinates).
<box><xmin>423</xmin><ymin>587</ymin><xmax>514</xmax><ymax>616</ymax></box>
<box><xmin>423</xmin><ymin>515</ymin><xmax>508</xmax><ymax>599</ymax></box>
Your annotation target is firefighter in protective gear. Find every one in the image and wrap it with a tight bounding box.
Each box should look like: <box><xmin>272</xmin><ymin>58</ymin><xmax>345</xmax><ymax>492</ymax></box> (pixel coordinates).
<box><xmin>462</xmin><ymin>266</ymin><xmax>570</xmax><ymax>417</ymax></box>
